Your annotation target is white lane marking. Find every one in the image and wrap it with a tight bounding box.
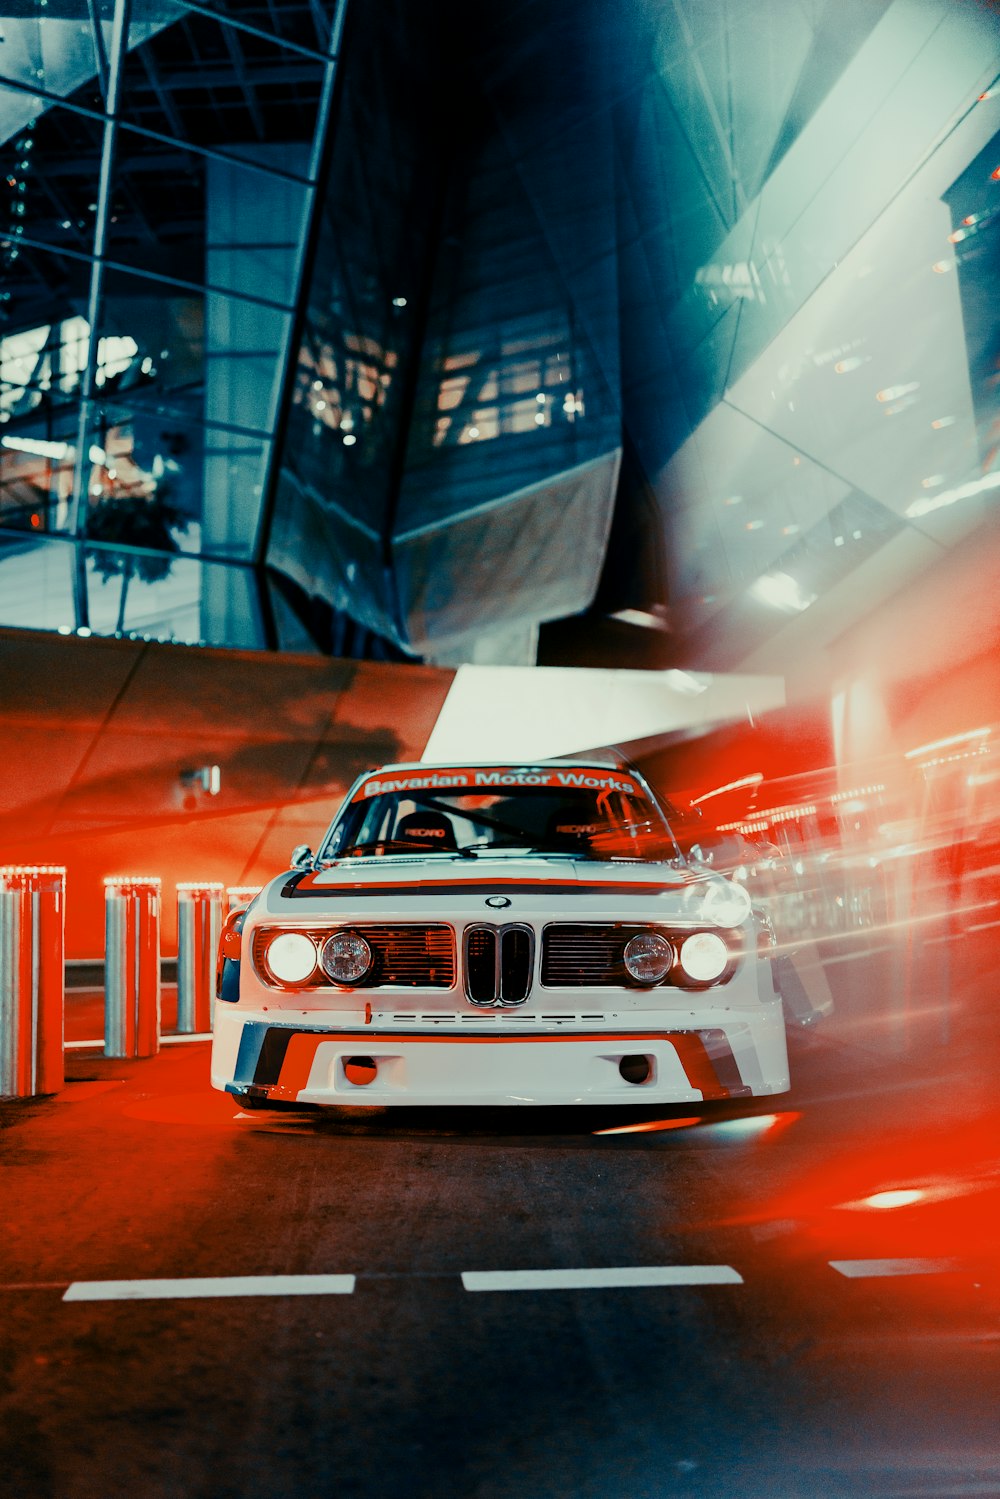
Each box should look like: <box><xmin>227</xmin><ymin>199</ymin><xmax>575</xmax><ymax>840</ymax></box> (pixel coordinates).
<box><xmin>63</xmin><ymin>1274</ymin><xmax>356</xmax><ymax>1301</ymax></box>
<box><xmin>461</xmin><ymin>1266</ymin><xmax>743</xmax><ymax>1292</ymax></box>
<box><xmin>830</xmin><ymin>1258</ymin><xmax>962</xmax><ymax>1278</ymax></box>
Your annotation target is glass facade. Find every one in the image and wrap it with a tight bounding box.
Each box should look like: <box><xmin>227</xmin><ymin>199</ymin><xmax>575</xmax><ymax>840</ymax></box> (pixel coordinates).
<box><xmin>0</xmin><ymin>0</ymin><xmax>339</xmax><ymax>649</ymax></box>
<box><xmin>1</xmin><ymin>0</ymin><xmax>998</xmax><ymax>667</ymax></box>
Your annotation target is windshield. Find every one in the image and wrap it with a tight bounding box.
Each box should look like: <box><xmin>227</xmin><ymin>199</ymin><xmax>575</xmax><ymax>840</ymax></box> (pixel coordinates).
<box><xmin>318</xmin><ymin>776</ymin><xmax>679</xmax><ymax>863</ymax></box>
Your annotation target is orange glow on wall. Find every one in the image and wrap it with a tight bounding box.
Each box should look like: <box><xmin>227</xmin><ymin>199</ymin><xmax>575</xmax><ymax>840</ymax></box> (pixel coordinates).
<box><xmin>0</xmin><ymin>628</ymin><xmax>455</xmax><ymax>957</ymax></box>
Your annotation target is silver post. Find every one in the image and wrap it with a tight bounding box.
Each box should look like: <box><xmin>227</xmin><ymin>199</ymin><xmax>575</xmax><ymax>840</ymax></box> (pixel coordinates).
<box><xmin>176</xmin><ymin>883</ymin><xmax>224</xmax><ymax>1033</ymax></box>
<box><xmin>104</xmin><ymin>876</ymin><xmax>161</xmax><ymax>1058</ymax></box>
<box><xmin>0</xmin><ymin>866</ymin><xmax>66</xmax><ymax>1098</ymax></box>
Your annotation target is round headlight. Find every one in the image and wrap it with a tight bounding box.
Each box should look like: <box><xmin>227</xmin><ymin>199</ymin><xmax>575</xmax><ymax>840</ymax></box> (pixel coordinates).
<box><xmin>321</xmin><ymin>931</ymin><xmax>373</xmax><ymax>985</ymax></box>
<box><xmin>623</xmin><ymin>931</ymin><xmax>674</xmax><ymax>985</ymax></box>
<box><xmin>678</xmin><ymin>931</ymin><xmax>729</xmax><ymax>983</ymax></box>
<box><xmin>265</xmin><ymin>931</ymin><xmax>318</xmax><ymax>984</ymax></box>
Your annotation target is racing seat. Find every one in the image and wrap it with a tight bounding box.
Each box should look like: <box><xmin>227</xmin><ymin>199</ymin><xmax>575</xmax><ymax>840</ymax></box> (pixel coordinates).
<box><xmin>544</xmin><ymin>809</ymin><xmax>602</xmax><ymax>850</ymax></box>
<box><xmin>395</xmin><ymin>811</ymin><xmax>458</xmax><ymax>850</ymax></box>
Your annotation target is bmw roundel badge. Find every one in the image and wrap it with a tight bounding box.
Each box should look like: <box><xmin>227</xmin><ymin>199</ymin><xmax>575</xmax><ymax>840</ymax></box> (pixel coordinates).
<box><xmin>485</xmin><ymin>895</ymin><xmax>512</xmax><ymax>908</ymax></box>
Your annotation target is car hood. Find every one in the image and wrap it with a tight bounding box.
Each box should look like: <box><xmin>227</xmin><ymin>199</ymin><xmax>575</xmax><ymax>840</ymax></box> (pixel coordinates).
<box><xmin>251</xmin><ymin>855</ymin><xmax>730</xmax><ymax>924</ymax></box>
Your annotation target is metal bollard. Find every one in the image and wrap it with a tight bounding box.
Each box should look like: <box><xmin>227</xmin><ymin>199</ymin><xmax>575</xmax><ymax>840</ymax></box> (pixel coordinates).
<box><xmin>225</xmin><ymin>885</ymin><xmax>261</xmax><ymax>916</ymax></box>
<box><xmin>176</xmin><ymin>882</ymin><xmax>224</xmax><ymax>1034</ymax></box>
<box><xmin>0</xmin><ymin>866</ymin><xmax>66</xmax><ymax>1097</ymax></box>
<box><xmin>104</xmin><ymin>876</ymin><xmax>161</xmax><ymax>1058</ymax></box>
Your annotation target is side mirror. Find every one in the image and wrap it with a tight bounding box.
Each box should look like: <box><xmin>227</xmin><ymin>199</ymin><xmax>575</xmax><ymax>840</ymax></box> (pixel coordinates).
<box><xmin>290</xmin><ymin>844</ymin><xmax>314</xmax><ymax>870</ymax></box>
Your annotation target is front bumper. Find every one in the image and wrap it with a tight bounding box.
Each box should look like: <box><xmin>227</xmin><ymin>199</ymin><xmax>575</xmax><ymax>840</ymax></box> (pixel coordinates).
<box><xmin>212</xmin><ymin>1003</ymin><xmax>789</xmax><ymax>1107</ymax></box>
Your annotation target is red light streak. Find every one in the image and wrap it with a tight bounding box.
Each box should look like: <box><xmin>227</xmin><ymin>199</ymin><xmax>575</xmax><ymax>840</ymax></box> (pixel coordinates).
<box><xmin>839</xmin><ymin>1189</ymin><xmax>926</xmax><ymax>1211</ymax></box>
<box><xmin>691</xmin><ymin>773</ymin><xmax>764</xmax><ymax>806</ymax></box>
<box><xmin>594</xmin><ymin>1116</ymin><xmax>703</xmax><ymax>1136</ymax></box>
<box><xmin>759</xmin><ymin>1110</ymin><xmax>802</xmax><ymax>1140</ymax></box>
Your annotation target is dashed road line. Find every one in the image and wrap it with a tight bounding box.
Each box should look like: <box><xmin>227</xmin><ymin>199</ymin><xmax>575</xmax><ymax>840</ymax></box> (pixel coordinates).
<box><xmin>829</xmin><ymin>1258</ymin><xmax>962</xmax><ymax>1279</ymax></box>
<box><xmin>461</xmin><ymin>1266</ymin><xmax>744</xmax><ymax>1292</ymax></box>
<box><xmin>12</xmin><ymin>1259</ymin><xmax>978</xmax><ymax>1304</ymax></box>
<box><xmin>63</xmin><ymin>1274</ymin><xmax>357</xmax><ymax>1301</ymax></box>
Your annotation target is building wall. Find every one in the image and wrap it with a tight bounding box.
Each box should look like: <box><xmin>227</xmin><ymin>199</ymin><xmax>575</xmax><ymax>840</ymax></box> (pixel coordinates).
<box><xmin>0</xmin><ymin>628</ymin><xmax>453</xmax><ymax>955</ymax></box>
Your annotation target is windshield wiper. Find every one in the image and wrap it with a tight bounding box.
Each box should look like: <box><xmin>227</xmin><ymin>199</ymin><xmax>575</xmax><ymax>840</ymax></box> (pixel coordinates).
<box><xmin>339</xmin><ymin>839</ymin><xmax>477</xmax><ymax>859</ymax></box>
<box><xmin>460</xmin><ymin>841</ymin><xmax>581</xmax><ymax>857</ymax></box>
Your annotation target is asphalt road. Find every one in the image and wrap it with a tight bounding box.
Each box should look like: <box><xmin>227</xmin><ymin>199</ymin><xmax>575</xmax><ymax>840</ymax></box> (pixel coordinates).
<box><xmin>3</xmin><ymin>981</ymin><xmax>1000</xmax><ymax>1499</ymax></box>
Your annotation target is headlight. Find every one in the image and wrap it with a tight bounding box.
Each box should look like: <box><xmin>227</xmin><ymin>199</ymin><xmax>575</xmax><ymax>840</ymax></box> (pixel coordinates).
<box><xmin>623</xmin><ymin>931</ymin><xmax>673</xmax><ymax>984</ymax></box>
<box><xmin>678</xmin><ymin>932</ymin><xmax>729</xmax><ymax>983</ymax></box>
<box><xmin>265</xmin><ymin>931</ymin><xmax>318</xmax><ymax>984</ymax></box>
<box><xmin>321</xmin><ymin>931</ymin><xmax>373</xmax><ymax>985</ymax></box>
<box><xmin>683</xmin><ymin>877</ymin><xmax>751</xmax><ymax>928</ymax></box>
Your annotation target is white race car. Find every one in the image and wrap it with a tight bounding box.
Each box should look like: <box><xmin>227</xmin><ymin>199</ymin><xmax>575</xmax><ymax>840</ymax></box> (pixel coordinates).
<box><xmin>211</xmin><ymin>760</ymin><xmax>789</xmax><ymax>1107</ymax></box>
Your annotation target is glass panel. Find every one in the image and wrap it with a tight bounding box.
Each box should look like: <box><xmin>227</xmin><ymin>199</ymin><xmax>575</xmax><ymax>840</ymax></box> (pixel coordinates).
<box><xmin>80</xmin><ymin>395</ymin><xmax>272</xmax><ymax>560</ymax></box>
<box><xmin>0</xmin><ymin>88</ymin><xmax>103</xmax><ymax>265</ymax></box>
<box><xmin>270</xmin><ymin>0</ymin><xmax>623</xmax><ymax>653</ymax></box>
<box><xmin>397</xmin><ymin>13</ymin><xmax>622</xmax><ymax>536</ymax></box>
<box><xmin>176</xmin><ymin>0</ymin><xmax>337</xmax><ymax>51</ymax></box>
<box><xmin>0</xmin><ymin>234</ymin><xmax>95</xmax><ymax>536</ymax></box>
<box><xmin>121</xmin><ymin>1</ymin><xmax>324</xmax><ymax>151</ymax></box>
<box><xmin>105</xmin><ymin>126</ymin><xmax>307</xmax><ymax>297</ymax></box>
<box><xmin>0</xmin><ymin>532</ymin><xmax>76</xmax><ymax>630</ymax></box>
<box><xmin>84</xmin><ymin>542</ymin><xmax>265</xmax><ymax>648</ymax></box>
<box><xmin>78</xmin><ymin>268</ymin><xmax>286</xmax><ymax>557</ymax></box>
<box><xmin>0</xmin><ymin>400</ymin><xmax>78</xmax><ymax>535</ymax></box>
<box><xmin>273</xmin><ymin>0</ymin><xmax>436</xmax><ymax>549</ymax></box>
<box><xmin>0</xmin><ymin>6</ymin><xmax>106</xmax><ymax>117</ymax></box>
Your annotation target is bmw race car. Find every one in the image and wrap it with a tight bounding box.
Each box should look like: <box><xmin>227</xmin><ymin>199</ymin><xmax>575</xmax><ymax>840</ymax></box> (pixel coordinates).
<box><xmin>211</xmin><ymin>760</ymin><xmax>789</xmax><ymax>1107</ymax></box>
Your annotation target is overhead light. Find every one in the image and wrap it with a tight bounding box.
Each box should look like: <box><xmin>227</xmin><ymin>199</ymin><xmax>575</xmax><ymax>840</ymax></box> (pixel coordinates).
<box><xmin>2</xmin><ymin>435</ymin><xmax>71</xmax><ymax>459</ymax></box>
<box><xmin>611</xmin><ymin>608</ymin><xmax>669</xmax><ymax>632</ymax></box>
<box><xmin>876</xmin><ymin>382</ymin><xmax>919</xmax><ymax>402</ymax></box>
<box><xmin>750</xmin><ymin>572</ymin><xmax>817</xmax><ymax>614</ymax></box>
<box><xmin>906</xmin><ymin>470</ymin><xmax>1000</xmax><ymax>519</ymax></box>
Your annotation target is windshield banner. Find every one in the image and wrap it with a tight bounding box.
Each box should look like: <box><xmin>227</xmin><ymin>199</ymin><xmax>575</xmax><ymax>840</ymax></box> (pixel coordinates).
<box><xmin>351</xmin><ymin>767</ymin><xmax>640</xmax><ymax>802</ymax></box>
